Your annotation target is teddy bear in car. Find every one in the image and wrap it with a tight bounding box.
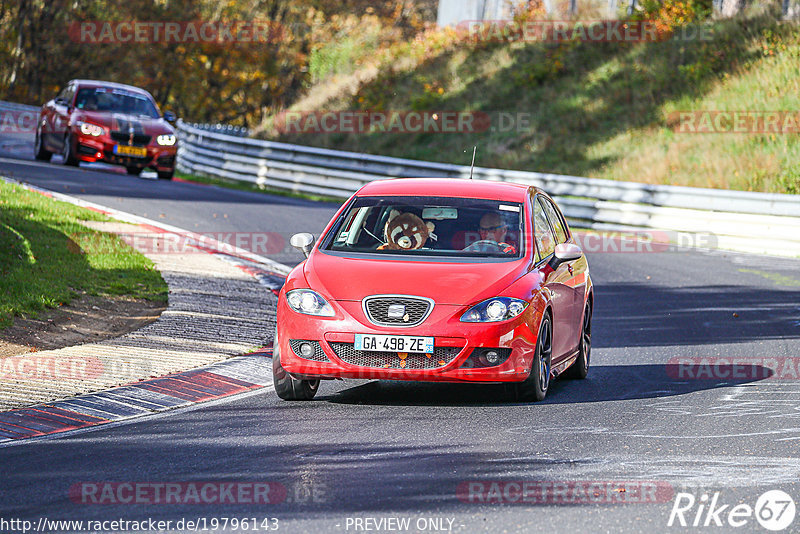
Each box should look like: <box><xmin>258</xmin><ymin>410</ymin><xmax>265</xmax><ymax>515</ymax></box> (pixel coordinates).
<box><xmin>378</xmin><ymin>210</ymin><xmax>435</xmax><ymax>251</ymax></box>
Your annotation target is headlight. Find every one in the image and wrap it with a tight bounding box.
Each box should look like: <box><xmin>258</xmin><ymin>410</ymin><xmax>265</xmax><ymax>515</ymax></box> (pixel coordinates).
<box><xmin>461</xmin><ymin>297</ymin><xmax>528</xmax><ymax>323</ymax></box>
<box><xmin>286</xmin><ymin>289</ymin><xmax>335</xmax><ymax>317</ymax></box>
<box><xmin>78</xmin><ymin>121</ymin><xmax>104</xmax><ymax>137</ymax></box>
<box><xmin>157</xmin><ymin>134</ymin><xmax>177</xmax><ymax>146</ymax></box>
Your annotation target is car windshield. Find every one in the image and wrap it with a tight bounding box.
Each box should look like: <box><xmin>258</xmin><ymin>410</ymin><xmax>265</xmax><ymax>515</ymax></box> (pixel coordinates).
<box><xmin>75</xmin><ymin>87</ymin><xmax>160</xmax><ymax>118</ymax></box>
<box><xmin>323</xmin><ymin>195</ymin><xmax>524</xmax><ymax>259</ymax></box>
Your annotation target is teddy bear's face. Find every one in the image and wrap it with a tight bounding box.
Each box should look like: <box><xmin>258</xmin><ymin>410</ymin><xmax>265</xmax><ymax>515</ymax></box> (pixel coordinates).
<box><xmin>383</xmin><ymin>211</ymin><xmax>435</xmax><ymax>250</ymax></box>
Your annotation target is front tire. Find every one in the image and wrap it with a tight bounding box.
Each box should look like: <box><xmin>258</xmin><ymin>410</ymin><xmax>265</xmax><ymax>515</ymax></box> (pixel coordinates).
<box><xmin>565</xmin><ymin>301</ymin><xmax>592</xmax><ymax>379</ymax></box>
<box><xmin>272</xmin><ymin>330</ymin><xmax>319</xmax><ymax>401</ymax></box>
<box><xmin>62</xmin><ymin>133</ymin><xmax>78</xmax><ymax>166</ymax></box>
<box><xmin>157</xmin><ymin>170</ymin><xmax>174</xmax><ymax>180</ymax></box>
<box><xmin>515</xmin><ymin>313</ymin><xmax>552</xmax><ymax>402</ymax></box>
<box><xmin>34</xmin><ymin>129</ymin><xmax>52</xmax><ymax>161</ymax></box>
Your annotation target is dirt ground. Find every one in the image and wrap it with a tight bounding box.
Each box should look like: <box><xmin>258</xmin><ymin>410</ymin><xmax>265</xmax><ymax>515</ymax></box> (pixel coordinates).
<box><xmin>0</xmin><ymin>295</ymin><xmax>166</xmax><ymax>358</ymax></box>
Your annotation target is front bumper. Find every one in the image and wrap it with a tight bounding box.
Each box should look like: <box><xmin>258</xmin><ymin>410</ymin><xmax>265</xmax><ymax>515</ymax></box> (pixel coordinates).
<box><xmin>74</xmin><ymin>132</ymin><xmax>177</xmax><ymax>171</ymax></box>
<box><xmin>277</xmin><ymin>297</ymin><xmax>540</xmax><ymax>383</ymax></box>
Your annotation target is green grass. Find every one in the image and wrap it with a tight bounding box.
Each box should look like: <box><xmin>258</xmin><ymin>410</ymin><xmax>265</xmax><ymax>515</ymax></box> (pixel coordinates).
<box><xmin>261</xmin><ymin>4</ymin><xmax>800</xmax><ymax>193</ymax></box>
<box><xmin>0</xmin><ymin>180</ymin><xmax>168</xmax><ymax>328</ymax></box>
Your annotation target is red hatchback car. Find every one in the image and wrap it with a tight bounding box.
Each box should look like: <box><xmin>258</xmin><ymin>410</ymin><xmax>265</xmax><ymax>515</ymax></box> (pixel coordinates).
<box><xmin>274</xmin><ymin>178</ymin><xmax>593</xmax><ymax>402</ymax></box>
<box><xmin>34</xmin><ymin>80</ymin><xmax>178</xmax><ymax>179</ymax></box>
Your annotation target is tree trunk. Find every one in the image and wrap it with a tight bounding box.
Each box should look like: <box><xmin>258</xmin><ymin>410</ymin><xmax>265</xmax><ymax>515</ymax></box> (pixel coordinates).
<box><xmin>718</xmin><ymin>0</ymin><xmax>748</xmax><ymax>17</ymax></box>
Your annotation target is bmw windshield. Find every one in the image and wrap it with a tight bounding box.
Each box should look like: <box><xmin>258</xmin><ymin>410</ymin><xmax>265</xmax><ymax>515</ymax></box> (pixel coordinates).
<box><xmin>75</xmin><ymin>87</ymin><xmax>160</xmax><ymax>118</ymax></box>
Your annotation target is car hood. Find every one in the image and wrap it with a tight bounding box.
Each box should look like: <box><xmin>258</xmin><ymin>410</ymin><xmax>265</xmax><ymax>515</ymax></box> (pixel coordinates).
<box><xmin>75</xmin><ymin>111</ymin><xmax>174</xmax><ymax>136</ymax></box>
<box><xmin>304</xmin><ymin>251</ymin><xmax>528</xmax><ymax>305</ymax></box>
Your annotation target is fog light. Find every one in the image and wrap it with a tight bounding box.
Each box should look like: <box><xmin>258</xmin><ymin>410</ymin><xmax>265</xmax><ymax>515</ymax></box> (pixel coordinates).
<box><xmin>299</xmin><ymin>342</ymin><xmax>314</xmax><ymax>358</ymax></box>
<box><xmin>95</xmin><ymin>151</ymin><xmax>103</xmax><ymax>158</ymax></box>
<box><xmin>484</xmin><ymin>350</ymin><xmax>501</xmax><ymax>365</ymax></box>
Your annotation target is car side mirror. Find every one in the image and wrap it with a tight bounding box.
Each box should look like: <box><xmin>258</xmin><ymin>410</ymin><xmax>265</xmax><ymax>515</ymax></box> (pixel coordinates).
<box><xmin>163</xmin><ymin>111</ymin><xmax>176</xmax><ymax>122</ymax></box>
<box><xmin>290</xmin><ymin>233</ymin><xmax>316</xmax><ymax>258</ymax></box>
<box><xmin>549</xmin><ymin>243</ymin><xmax>582</xmax><ymax>269</ymax></box>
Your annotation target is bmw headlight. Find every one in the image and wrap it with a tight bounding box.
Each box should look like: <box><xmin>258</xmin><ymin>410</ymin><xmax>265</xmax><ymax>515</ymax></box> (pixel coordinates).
<box><xmin>157</xmin><ymin>134</ymin><xmax>177</xmax><ymax>146</ymax></box>
<box><xmin>78</xmin><ymin>121</ymin><xmax>104</xmax><ymax>137</ymax></box>
<box><xmin>461</xmin><ymin>297</ymin><xmax>528</xmax><ymax>323</ymax></box>
<box><xmin>286</xmin><ymin>289</ymin><xmax>335</xmax><ymax>317</ymax></box>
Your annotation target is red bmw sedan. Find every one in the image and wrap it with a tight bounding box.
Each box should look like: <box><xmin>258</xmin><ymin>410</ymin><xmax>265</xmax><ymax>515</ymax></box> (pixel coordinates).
<box><xmin>274</xmin><ymin>178</ymin><xmax>593</xmax><ymax>402</ymax></box>
<box><xmin>34</xmin><ymin>80</ymin><xmax>178</xmax><ymax>179</ymax></box>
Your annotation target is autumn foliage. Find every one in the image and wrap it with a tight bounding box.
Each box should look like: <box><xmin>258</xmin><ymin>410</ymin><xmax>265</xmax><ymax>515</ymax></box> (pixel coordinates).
<box><xmin>0</xmin><ymin>0</ymin><xmax>436</xmax><ymax>126</ymax></box>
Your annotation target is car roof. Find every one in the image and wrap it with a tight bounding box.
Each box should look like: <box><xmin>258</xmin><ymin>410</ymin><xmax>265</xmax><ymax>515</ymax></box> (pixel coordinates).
<box><xmin>69</xmin><ymin>80</ymin><xmax>153</xmax><ymax>97</ymax></box>
<box><xmin>357</xmin><ymin>178</ymin><xmax>535</xmax><ymax>201</ymax></box>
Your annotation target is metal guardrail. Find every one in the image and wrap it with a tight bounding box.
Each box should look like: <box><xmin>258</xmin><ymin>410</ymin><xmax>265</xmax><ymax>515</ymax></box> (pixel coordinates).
<box><xmin>175</xmin><ymin>120</ymin><xmax>800</xmax><ymax>257</ymax></box>
<box><xmin>187</xmin><ymin>122</ymin><xmax>251</xmax><ymax>138</ymax></box>
<box><xmin>0</xmin><ymin>101</ymin><xmax>38</xmax><ymax>112</ymax></box>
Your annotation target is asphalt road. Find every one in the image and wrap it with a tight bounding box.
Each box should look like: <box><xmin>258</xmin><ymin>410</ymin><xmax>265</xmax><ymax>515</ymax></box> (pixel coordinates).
<box><xmin>2</xmin><ymin>140</ymin><xmax>800</xmax><ymax>533</ymax></box>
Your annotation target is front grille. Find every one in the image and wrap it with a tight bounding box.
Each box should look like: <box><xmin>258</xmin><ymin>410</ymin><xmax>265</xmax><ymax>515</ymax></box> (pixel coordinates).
<box><xmin>363</xmin><ymin>296</ymin><xmax>433</xmax><ymax>327</ymax></box>
<box><xmin>289</xmin><ymin>340</ymin><xmax>328</xmax><ymax>362</ymax></box>
<box><xmin>110</xmin><ymin>132</ymin><xmax>151</xmax><ymax>146</ymax></box>
<box><xmin>157</xmin><ymin>154</ymin><xmax>176</xmax><ymax>166</ymax></box>
<box><xmin>330</xmin><ymin>342</ymin><xmax>460</xmax><ymax>370</ymax></box>
<box><xmin>77</xmin><ymin>144</ymin><xmax>97</xmax><ymax>155</ymax></box>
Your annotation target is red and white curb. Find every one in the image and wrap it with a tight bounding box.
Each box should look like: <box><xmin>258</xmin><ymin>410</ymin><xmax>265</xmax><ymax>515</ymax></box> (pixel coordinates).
<box><xmin>0</xmin><ymin>349</ymin><xmax>273</xmax><ymax>445</ymax></box>
<box><xmin>1</xmin><ymin>177</ymin><xmax>291</xmax><ymax>440</ymax></box>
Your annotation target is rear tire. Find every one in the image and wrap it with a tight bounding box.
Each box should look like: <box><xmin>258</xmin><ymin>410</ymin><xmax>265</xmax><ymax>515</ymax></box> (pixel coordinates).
<box><xmin>565</xmin><ymin>301</ymin><xmax>591</xmax><ymax>379</ymax></box>
<box><xmin>157</xmin><ymin>170</ymin><xmax>174</xmax><ymax>180</ymax></box>
<box><xmin>34</xmin><ymin>129</ymin><xmax>52</xmax><ymax>162</ymax></box>
<box><xmin>62</xmin><ymin>133</ymin><xmax>78</xmax><ymax>166</ymax></box>
<box><xmin>126</xmin><ymin>166</ymin><xmax>142</xmax><ymax>176</ymax></box>
<box><xmin>515</xmin><ymin>314</ymin><xmax>552</xmax><ymax>402</ymax></box>
<box><xmin>272</xmin><ymin>330</ymin><xmax>319</xmax><ymax>401</ymax></box>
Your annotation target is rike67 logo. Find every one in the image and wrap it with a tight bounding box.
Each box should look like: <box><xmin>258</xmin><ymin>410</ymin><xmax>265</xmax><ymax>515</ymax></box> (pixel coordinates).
<box><xmin>668</xmin><ymin>490</ymin><xmax>796</xmax><ymax>531</ymax></box>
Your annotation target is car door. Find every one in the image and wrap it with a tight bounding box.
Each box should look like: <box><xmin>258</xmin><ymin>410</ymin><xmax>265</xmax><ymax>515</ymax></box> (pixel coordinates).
<box><xmin>540</xmin><ymin>196</ymin><xmax>585</xmax><ymax>354</ymax></box>
<box><xmin>532</xmin><ymin>195</ymin><xmax>574</xmax><ymax>363</ymax></box>
<box><xmin>50</xmin><ymin>84</ymin><xmax>74</xmax><ymax>150</ymax></box>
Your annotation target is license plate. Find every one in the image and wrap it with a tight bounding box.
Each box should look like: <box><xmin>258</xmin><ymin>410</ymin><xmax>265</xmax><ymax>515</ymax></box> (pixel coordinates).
<box><xmin>354</xmin><ymin>334</ymin><xmax>434</xmax><ymax>354</ymax></box>
<box><xmin>114</xmin><ymin>144</ymin><xmax>147</xmax><ymax>158</ymax></box>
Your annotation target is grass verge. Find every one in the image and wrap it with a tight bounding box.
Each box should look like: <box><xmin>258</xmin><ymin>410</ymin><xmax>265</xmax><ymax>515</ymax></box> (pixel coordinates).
<box><xmin>0</xmin><ymin>179</ymin><xmax>168</xmax><ymax>328</ymax></box>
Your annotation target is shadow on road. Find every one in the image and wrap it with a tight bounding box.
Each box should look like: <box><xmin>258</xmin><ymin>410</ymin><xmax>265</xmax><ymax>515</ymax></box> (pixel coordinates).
<box><xmin>322</xmin><ymin>363</ymin><xmax>770</xmax><ymax>406</ymax></box>
<box><xmin>594</xmin><ymin>283</ymin><xmax>800</xmax><ymax>348</ymax></box>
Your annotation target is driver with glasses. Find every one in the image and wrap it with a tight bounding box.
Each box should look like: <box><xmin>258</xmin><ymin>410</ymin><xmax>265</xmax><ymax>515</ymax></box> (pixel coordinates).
<box><xmin>464</xmin><ymin>212</ymin><xmax>516</xmax><ymax>254</ymax></box>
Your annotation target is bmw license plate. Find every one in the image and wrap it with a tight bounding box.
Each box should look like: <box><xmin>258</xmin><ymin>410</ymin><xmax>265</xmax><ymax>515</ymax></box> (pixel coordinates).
<box><xmin>355</xmin><ymin>334</ymin><xmax>434</xmax><ymax>354</ymax></box>
<box><xmin>114</xmin><ymin>144</ymin><xmax>147</xmax><ymax>158</ymax></box>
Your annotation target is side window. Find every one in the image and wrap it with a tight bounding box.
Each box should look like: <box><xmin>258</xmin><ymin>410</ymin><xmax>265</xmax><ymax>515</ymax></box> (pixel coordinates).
<box><xmin>58</xmin><ymin>85</ymin><xmax>74</xmax><ymax>106</ymax></box>
<box><xmin>533</xmin><ymin>197</ymin><xmax>556</xmax><ymax>262</ymax></box>
<box><xmin>541</xmin><ymin>198</ymin><xmax>568</xmax><ymax>244</ymax></box>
